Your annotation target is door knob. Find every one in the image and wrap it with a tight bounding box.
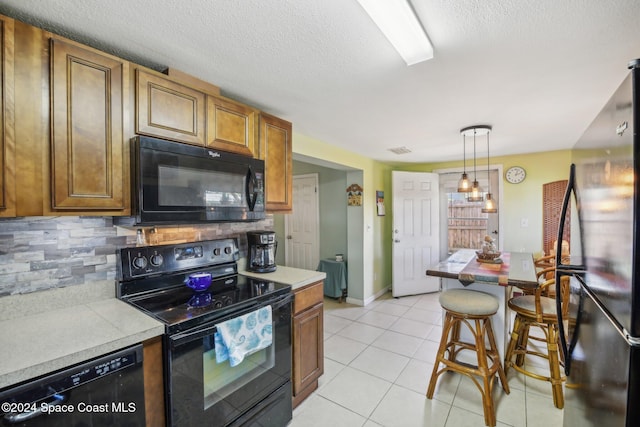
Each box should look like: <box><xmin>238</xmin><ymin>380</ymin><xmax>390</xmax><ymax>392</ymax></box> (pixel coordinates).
<box><xmin>287</xmin><ymin>235</ymin><xmax>292</xmax><ymax>239</ymax></box>
<box><xmin>491</xmin><ymin>230</ymin><xmax>498</xmax><ymax>234</ymax></box>
<box><xmin>394</xmin><ymin>239</ymin><xmax>400</xmax><ymax>243</ymax></box>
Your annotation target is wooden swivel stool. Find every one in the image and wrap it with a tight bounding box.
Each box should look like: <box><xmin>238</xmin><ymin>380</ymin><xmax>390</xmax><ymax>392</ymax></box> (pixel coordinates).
<box><xmin>504</xmin><ymin>276</ymin><xmax>567</xmax><ymax>409</ymax></box>
<box><xmin>427</xmin><ymin>289</ymin><xmax>509</xmax><ymax>427</ymax></box>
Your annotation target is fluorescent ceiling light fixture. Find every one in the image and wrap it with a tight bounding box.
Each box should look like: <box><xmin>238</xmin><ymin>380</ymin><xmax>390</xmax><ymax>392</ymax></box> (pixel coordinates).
<box><xmin>356</xmin><ymin>0</ymin><xmax>433</xmax><ymax>65</ymax></box>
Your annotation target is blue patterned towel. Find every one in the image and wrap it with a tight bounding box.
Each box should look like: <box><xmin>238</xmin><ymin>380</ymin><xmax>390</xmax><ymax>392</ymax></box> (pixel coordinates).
<box><xmin>214</xmin><ymin>306</ymin><xmax>273</xmax><ymax>367</ymax></box>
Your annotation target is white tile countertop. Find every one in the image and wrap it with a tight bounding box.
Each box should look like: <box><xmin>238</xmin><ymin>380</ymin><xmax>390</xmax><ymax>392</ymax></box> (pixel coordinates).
<box><xmin>241</xmin><ymin>265</ymin><xmax>326</xmax><ymax>290</ymax></box>
<box><xmin>0</xmin><ymin>282</ymin><xmax>164</xmax><ymax>389</ymax></box>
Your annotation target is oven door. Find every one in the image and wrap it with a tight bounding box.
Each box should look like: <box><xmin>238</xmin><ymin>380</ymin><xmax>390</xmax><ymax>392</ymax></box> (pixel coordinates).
<box><xmin>135</xmin><ymin>135</ymin><xmax>265</xmax><ymax>224</ymax></box>
<box><xmin>166</xmin><ymin>293</ymin><xmax>292</xmax><ymax>427</ymax></box>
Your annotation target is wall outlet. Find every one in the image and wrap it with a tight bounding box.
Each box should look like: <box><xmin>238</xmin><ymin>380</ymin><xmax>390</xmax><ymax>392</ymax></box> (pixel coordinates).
<box><xmin>520</xmin><ymin>218</ymin><xmax>529</xmax><ymax>228</ymax></box>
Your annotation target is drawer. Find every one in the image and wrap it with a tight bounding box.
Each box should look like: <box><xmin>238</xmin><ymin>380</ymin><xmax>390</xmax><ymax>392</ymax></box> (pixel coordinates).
<box><xmin>293</xmin><ymin>281</ymin><xmax>323</xmax><ymax>315</ymax></box>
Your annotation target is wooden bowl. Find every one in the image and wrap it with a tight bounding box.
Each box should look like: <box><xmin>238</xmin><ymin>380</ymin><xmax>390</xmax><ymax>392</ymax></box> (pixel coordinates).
<box><xmin>475</xmin><ymin>250</ymin><xmax>501</xmax><ymax>261</ymax></box>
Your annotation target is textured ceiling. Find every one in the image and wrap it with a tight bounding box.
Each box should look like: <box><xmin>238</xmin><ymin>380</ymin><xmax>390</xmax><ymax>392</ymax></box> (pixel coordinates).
<box><xmin>1</xmin><ymin>0</ymin><xmax>639</xmax><ymax>163</ymax></box>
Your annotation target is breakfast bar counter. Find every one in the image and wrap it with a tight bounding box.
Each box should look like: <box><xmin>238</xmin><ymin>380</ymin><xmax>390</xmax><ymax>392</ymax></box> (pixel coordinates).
<box><xmin>426</xmin><ymin>249</ymin><xmax>538</xmax><ymax>289</ymax></box>
<box><xmin>426</xmin><ymin>249</ymin><xmax>538</xmax><ymax>358</ymax></box>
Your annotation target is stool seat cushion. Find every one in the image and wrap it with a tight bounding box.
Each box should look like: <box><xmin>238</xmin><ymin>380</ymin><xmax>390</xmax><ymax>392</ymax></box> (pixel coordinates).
<box><xmin>439</xmin><ymin>289</ymin><xmax>499</xmax><ymax>316</ymax></box>
<box><xmin>509</xmin><ymin>295</ymin><xmax>557</xmax><ymax>316</ymax></box>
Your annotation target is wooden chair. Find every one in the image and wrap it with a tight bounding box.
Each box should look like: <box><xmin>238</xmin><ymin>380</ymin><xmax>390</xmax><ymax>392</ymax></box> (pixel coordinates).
<box><xmin>427</xmin><ymin>289</ymin><xmax>510</xmax><ymax>426</ymax></box>
<box><xmin>534</xmin><ymin>254</ymin><xmax>556</xmax><ymax>270</ymax></box>
<box><xmin>504</xmin><ymin>275</ymin><xmax>569</xmax><ymax>409</ymax></box>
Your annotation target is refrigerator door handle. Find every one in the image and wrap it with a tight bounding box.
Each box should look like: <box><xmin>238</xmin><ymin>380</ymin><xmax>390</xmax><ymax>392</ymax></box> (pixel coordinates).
<box><xmin>555</xmin><ymin>163</ymin><xmax>586</xmax><ymax>376</ymax></box>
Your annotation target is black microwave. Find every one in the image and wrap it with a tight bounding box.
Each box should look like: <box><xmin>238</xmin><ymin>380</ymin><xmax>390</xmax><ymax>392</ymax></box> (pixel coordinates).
<box><xmin>131</xmin><ymin>136</ymin><xmax>265</xmax><ymax>224</ymax></box>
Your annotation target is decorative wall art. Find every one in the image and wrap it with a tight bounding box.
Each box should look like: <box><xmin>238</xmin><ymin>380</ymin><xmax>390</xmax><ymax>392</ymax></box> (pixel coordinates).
<box><xmin>376</xmin><ymin>191</ymin><xmax>385</xmax><ymax>216</ymax></box>
<box><xmin>346</xmin><ymin>184</ymin><xmax>363</xmax><ymax>206</ymax></box>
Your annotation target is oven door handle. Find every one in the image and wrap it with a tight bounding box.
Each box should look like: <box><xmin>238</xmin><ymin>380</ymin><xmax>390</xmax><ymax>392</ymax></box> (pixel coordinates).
<box><xmin>170</xmin><ymin>293</ymin><xmax>292</xmax><ymax>348</ymax></box>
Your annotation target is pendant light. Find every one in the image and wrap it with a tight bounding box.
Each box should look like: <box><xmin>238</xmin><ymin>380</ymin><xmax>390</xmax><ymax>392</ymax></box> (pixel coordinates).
<box><xmin>462</xmin><ymin>126</ymin><xmax>484</xmax><ymax>202</ymax></box>
<box><xmin>482</xmin><ymin>126</ymin><xmax>498</xmax><ymax>213</ymax></box>
<box><xmin>457</xmin><ymin>131</ymin><xmax>471</xmax><ymax>192</ymax></box>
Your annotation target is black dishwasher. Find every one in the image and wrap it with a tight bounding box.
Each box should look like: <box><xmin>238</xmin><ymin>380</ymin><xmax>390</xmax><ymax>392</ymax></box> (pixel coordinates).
<box><xmin>0</xmin><ymin>344</ymin><xmax>145</xmax><ymax>426</ymax></box>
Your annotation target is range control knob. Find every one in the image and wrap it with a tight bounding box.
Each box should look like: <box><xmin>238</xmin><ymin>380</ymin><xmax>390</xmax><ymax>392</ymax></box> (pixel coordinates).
<box><xmin>213</xmin><ymin>248</ymin><xmax>221</xmax><ymax>256</ymax></box>
<box><xmin>224</xmin><ymin>246</ymin><xmax>232</xmax><ymax>255</ymax></box>
<box><xmin>132</xmin><ymin>256</ymin><xmax>147</xmax><ymax>270</ymax></box>
<box><xmin>149</xmin><ymin>253</ymin><xmax>164</xmax><ymax>267</ymax></box>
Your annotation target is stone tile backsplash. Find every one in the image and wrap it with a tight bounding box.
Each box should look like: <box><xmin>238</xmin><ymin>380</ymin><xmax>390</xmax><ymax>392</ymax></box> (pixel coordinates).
<box><xmin>0</xmin><ymin>216</ymin><xmax>273</xmax><ymax>297</ymax></box>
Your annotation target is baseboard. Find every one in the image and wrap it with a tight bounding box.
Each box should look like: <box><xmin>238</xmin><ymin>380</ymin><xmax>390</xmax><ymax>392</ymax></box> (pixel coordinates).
<box><xmin>345</xmin><ymin>285</ymin><xmax>391</xmax><ymax>307</ymax></box>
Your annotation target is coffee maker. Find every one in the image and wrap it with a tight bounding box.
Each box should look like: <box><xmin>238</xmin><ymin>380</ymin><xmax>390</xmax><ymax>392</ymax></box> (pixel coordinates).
<box><xmin>247</xmin><ymin>231</ymin><xmax>277</xmax><ymax>273</ymax></box>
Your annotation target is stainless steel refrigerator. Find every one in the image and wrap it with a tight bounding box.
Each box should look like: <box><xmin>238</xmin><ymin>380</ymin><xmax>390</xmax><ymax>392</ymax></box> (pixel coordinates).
<box><xmin>556</xmin><ymin>59</ymin><xmax>640</xmax><ymax>427</ymax></box>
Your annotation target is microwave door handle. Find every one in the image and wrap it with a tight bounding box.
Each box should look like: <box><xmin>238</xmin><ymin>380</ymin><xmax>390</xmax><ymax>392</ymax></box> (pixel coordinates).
<box><xmin>246</xmin><ymin>167</ymin><xmax>257</xmax><ymax>210</ymax></box>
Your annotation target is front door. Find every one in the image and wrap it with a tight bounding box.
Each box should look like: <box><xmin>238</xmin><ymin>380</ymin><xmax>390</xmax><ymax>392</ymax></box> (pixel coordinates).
<box><xmin>391</xmin><ymin>171</ymin><xmax>440</xmax><ymax>297</ymax></box>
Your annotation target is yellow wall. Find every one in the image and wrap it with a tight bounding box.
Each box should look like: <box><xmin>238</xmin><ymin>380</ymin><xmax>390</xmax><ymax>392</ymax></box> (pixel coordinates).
<box><xmin>294</xmin><ymin>128</ymin><xmax>573</xmax><ymax>303</ymax></box>
<box><xmin>392</xmin><ymin>149</ymin><xmax>573</xmax><ymax>254</ymax></box>
<box><xmin>292</xmin><ymin>133</ymin><xmax>393</xmax><ymax>302</ymax></box>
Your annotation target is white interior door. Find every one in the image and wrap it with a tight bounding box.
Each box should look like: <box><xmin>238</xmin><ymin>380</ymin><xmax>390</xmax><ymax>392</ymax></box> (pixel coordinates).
<box><xmin>392</xmin><ymin>171</ymin><xmax>440</xmax><ymax>297</ymax></box>
<box><xmin>284</xmin><ymin>174</ymin><xmax>319</xmax><ymax>270</ymax></box>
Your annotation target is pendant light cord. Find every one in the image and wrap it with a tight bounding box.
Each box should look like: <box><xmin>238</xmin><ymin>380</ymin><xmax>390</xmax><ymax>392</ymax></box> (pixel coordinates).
<box><xmin>486</xmin><ymin>131</ymin><xmax>490</xmax><ymax>192</ymax></box>
<box><xmin>473</xmin><ymin>130</ymin><xmax>477</xmax><ymax>181</ymax></box>
<box><xmin>462</xmin><ymin>134</ymin><xmax>467</xmax><ymax>173</ymax></box>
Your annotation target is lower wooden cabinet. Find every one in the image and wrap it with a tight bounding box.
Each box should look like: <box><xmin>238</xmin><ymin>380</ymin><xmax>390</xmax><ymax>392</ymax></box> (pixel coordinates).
<box><xmin>143</xmin><ymin>336</ymin><xmax>165</xmax><ymax>427</ymax></box>
<box><xmin>292</xmin><ymin>280</ymin><xmax>324</xmax><ymax>408</ymax></box>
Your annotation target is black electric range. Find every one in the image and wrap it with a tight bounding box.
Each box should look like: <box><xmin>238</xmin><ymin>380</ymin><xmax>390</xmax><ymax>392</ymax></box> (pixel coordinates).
<box><xmin>116</xmin><ymin>238</ymin><xmax>294</xmax><ymax>426</ymax></box>
<box><xmin>116</xmin><ymin>238</ymin><xmax>291</xmax><ymax>334</ymax></box>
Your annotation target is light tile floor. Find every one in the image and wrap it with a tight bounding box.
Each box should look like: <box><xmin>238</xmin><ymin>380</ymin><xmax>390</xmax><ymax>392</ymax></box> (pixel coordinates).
<box><xmin>289</xmin><ymin>291</ymin><xmax>564</xmax><ymax>427</ymax></box>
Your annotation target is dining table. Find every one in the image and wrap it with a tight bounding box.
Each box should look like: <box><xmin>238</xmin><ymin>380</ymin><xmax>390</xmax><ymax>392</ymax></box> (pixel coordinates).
<box><xmin>426</xmin><ymin>249</ymin><xmax>538</xmax><ymax>359</ymax></box>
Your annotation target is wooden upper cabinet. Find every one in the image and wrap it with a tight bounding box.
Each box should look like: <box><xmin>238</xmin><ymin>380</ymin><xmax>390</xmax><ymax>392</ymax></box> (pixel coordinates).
<box><xmin>0</xmin><ymin>16</ymin><xmax>15</xmax><ymax>218</ymax></box>
<box><xmin>136</xmin><ymin>68</ymin><xmax>206</xmax><ymax>146</ymax></box>
<box><xmin>260</xmin><ymin>112</ymin><xmax>292</xmax><ymax>212</ymax></box>
<box><xmin>50</xmin><ymin>38</ymin><xmax>128</xmax><ymax>211</ymax></box>
<box><xmin>207</xmin><ymin>95</ymin><xmax>258</xmax><ymax>157</ymax></box>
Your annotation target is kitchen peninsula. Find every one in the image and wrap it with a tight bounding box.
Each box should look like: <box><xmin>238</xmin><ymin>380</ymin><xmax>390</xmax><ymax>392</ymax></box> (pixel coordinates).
<box><xmin>426</xmin><ymin>249</ymin><xmax>538</xmax><ymax>358</ymax></box>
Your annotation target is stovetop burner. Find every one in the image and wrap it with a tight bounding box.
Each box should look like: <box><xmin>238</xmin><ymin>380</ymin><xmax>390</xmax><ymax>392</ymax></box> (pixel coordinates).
<box><xmin>116</xmin><ymin>238</ymin><xmax>291</xmax><ymax>334</ymax></box>
<box><xmin>125</xmin><ymin>274</ymin><xmax>290</xmax><ymax>330</ymax></box>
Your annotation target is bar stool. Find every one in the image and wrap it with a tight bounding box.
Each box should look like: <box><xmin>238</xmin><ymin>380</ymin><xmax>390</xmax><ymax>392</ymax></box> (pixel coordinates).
<box><xmin>504</xmin><ymin>275</ymin><xmax>568</xmax><ymax>409</ymax></box>
<box><xmin>427</xmin><ymin>289</ymin><xmax>509</xmax><ymax>427</ymax></box>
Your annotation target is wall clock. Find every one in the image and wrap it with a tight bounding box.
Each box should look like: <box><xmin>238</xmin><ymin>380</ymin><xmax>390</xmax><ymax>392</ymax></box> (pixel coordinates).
<box><xmin>505</xmin><ymin>166</ymin><xmax>526</xmax><ymax>184</ymax></box>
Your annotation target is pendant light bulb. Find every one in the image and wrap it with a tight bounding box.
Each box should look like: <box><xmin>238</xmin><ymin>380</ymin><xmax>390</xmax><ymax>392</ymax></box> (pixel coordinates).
<box><xmin>458</xmin><ymin>132</ymin><xmax>471</xmax><ymax>192</ymax></box>
<box><xmin>458</xmin><ymin>173</ymin><xmax>471</xmax><ymax>192</ymax></box>
<box><xmin>468</xmin><ymin>180</ymin><xmax>484</xmax><ymax>202</ymax></box>
<box><xmin>482</xmin><ymin>193</ymin><xmax>498</xmax><ymax>213</ymax></box>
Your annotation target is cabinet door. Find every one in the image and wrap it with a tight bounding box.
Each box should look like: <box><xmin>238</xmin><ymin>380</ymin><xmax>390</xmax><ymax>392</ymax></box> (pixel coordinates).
<box><xmin>293</xmin><ymin>302</ymin><xmax>324</xmax><ymax>399</ymax></box>
<box><xmin>260</xmin><ymin>112</ymin><xmax>292</xmax><ymax>212</ymax></box>
<box><xmin>50</xmin><ymin>38</ymin><xmax>127</xmax><ymax>210</ymax></box>
<box><xmin>207</xmin><ymin>95</ymin><xmax>258</xmax><ymax>156</ymax></box>
<box><xmin>0</xmin><ymin>16</ymin><xmax>15</xmax><ymax>217</ymax></box>
<box><xmin>136</xmin><ymin>69</ymin><xmax>206</xmax><ymax>146</ymax></box>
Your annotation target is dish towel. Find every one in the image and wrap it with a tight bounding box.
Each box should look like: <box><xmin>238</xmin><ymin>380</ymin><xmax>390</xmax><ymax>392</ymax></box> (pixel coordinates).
<box><xmin>214</xmin><ymin>306</ymin><xmax>273</xmax><ymax>367</ymax></box>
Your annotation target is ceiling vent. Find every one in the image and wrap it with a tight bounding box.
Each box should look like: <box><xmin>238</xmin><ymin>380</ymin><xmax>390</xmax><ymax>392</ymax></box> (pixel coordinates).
<box><xmin>388</xmin><ymin>146</ymin><xmax>412</xmax><ymax>155</ymax></box>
